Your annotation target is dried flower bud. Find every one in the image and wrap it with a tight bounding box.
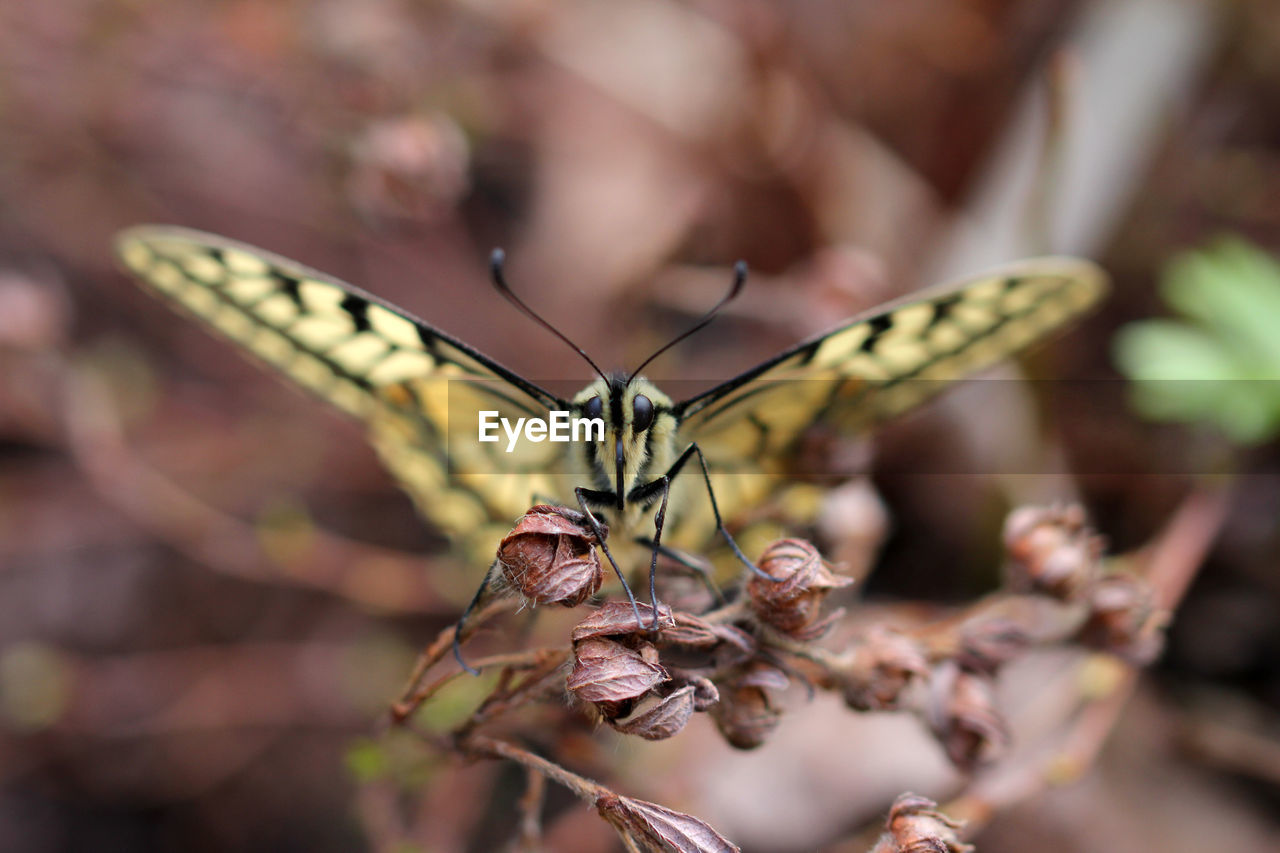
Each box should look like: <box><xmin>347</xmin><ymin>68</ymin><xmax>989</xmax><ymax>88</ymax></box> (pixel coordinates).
<box><xmin>925</xmin><ymin>663</ymin><xmax>1008</xmax><ymax>772</ymax></box>
<box><xmin>710</xmin><ymin>684</ymin><xmax>779</xmax><ymax>750</ymax></box>
<box><xmin>955</xmin><ymin>618</ymin><xmax>1029</xmax><ymax>675</ymax></box>
<box><xmin>688</xmin><ymin>676</ymin><xmax>722</xmax><ymax>710</ymax></box>
<box><xmin>1077</xmin><ymin>574</ymin><xmax>1166</xmax><ymax>664</ymax></box>
<box><xmin>747</xmin><ymin>539</ymin><xmax>853</xmax><ymax>639</ymax></box>
<box><xmin>1003</xmin><ymin>504</ymin><xmax>1103</xmax><ymax>601</ymax></box>
<box><xmin>652</xmin><ymin>612</ymin><xmax>723</xmax><ymax>649</ymax></box>
<box><xmin>709</xmin><ymin>664</ymin><xmax>786</xmax><ymax>750</ymax></box>
<box><xmin>609</xmin><ymin>681</ymin><xmax>718</xmax><ymax>741</ymax></box>
<box><xmin>733</xmin><ymin>661</ymin><xmax>790</xmax><ymax>693</ymax></box>
<box><xmin>652</xmin><ymin>614</ymin><xmax>756</xmax><ymax>673</ymax></box>
<box><xmin>870</xmin><ymin>793</ymin><xmax>973</xmax><ymax>853</ymax></box>
<box><xmin>572</xmin><ymin>601</ymin><xmax>674</xmax><ymax>642</ymax></box>
<box><xmin>567</xmin><ymin>637</ymin><xmax>667</xmax><ymax>720</ymax></box>
<box><xmin>842</xmin><ymin>627</ymin><xmax>928</xmax><ymax>711</ymax></box>
<box><xmin>497</xmin><ymin>506</ymin><xmax>603</xmax><ymax>607</ymax></box>
<box><xmin>597</xmin><ymin>792</ymin><xmax>740</xmax><ymax>853</ymax></box>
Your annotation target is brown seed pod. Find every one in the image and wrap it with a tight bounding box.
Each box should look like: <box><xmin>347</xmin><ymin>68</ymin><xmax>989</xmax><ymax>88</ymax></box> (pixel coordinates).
<box><xmin>747</xmin><ymin>539</ymin><xmax>853</xmax><ymax>639</ymax></box>
<box><xmin>567</xmin><ymin>637</ymin><xmax>668</xmax><ymax>720</ymax></box>
<box><xmin>709</xmin><ymin>683</ymin><xmax>781</xmax><ymax>750</ymax></box>
<box><xmin>609</xmin><ymin>681</ymin><xmax>718</xmax><ymax>741</ymax></box>
<box><xmin>1078</xmin><ymin>574</ymin><xmax>1167</xmax><ymax>664</ymax></box>
<box><xmin>572</xmin><ymin>600</ymin><xmax>674</xmax><ymax>642</ymax></box>
<box><xmin>708</xmin><ymin>662</ymin><xmax>788</xmax><ymax>750</ymax></box>
<box><xmin>924</xmin><ymin>662</ymin><xmax>1008</xmax><ymax>772</ymax></box>
<box><xmin>597</xmin><ymin>792</ymin><xmax>740</xmax><ymax>852</ymax></box>
<box><xmin>870</xmin><ymin>793</ymin><xmax>973</xmax><ymax>853</ymax></box>
<box><xmin>1003</xmin><ymin>504</ymin><xmax>1104</xmax><ymax>601</ymax></box>
<box><xmin>842</xmin><ymin>626</ymin><xmax>929</xmax><ymax>711</ymax></box>
<box><xmin>497</xmin><ymin>505</ymin><xmax>604</xmax><ymax>607</ymax></box>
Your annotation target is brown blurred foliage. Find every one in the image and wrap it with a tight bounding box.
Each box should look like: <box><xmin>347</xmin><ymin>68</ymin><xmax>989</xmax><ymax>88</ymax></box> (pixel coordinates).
<box><xmin>2</xmin><ymin>1</ymin><xmax>1280</xmax><ymax>851</ymax></box>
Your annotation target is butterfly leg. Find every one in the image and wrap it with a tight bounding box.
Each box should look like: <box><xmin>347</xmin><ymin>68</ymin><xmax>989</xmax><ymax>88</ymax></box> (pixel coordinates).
<box><xmin>654</xmin><ymin>442</ymin><xmax>778</xmax><ymax>582</ymax></box>
<box><xmin>574</xmin><ymin>486</ymin><xmax>645</xmax><ymax>626</ymax></box>
<box><xmin>638</xmin><ymin>475</ymin><xmax>674</xmax><ymax>630</ymax></box>
<box><xmin>632</xmin><ymin>537</ymin><xmax>725</xmax><ymax>606</ymax></box>
<box><xmin>453</xmin><ymin>562</ymin><xmax>497</xmax><ymax>676</ymax></box>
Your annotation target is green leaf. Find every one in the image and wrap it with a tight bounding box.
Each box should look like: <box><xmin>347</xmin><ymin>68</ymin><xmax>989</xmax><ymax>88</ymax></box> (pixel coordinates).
<box><xmin>1162</xmin><ymin>239</ymin><xmax>1280</xmax><ymax>372</ymax></box>
<box><xmin>1114</xmin><ymin>321</ymin><xmax>1245</xmax><ymax>382</ymax></box>
<box><xmin>1113</xmin><ymin>237</ymin><xmax>1280</xmax><ymax>444</ymax></box>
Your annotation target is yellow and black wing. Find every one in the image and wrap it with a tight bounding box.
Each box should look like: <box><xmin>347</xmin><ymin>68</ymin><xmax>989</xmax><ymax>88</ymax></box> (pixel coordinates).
<box><xmin>668</xmin><ymin>258</ymin><xmax>1106</xmax><ymax>542</ymax></box>
<box><xmin>115</xmin><ymin>226</ymin><xmax>571</xmax><ymax>560</ymax></box>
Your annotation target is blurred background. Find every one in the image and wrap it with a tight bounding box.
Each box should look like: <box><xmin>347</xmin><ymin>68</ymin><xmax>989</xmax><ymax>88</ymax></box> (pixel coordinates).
<box><xmin>2</xmin><ymin>0</ymin><xmax>1279</xmax><ymax>850</ymax></box>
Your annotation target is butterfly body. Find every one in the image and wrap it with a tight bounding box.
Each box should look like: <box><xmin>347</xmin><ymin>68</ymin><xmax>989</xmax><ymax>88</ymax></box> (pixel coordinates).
<box><xmin>570</xmin><ymin>375</ymin><xmax>677</xmax><ymax>508</ymax></box>
<box><xmin>115</xmin><ymin>226</ymin><xmax>1106</xmax><ymax>581</ymax></box>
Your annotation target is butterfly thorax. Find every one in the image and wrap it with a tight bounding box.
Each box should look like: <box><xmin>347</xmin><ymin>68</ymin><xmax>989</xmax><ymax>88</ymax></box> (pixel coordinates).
<box><xmin>570</xmin><ymin>374</ymin><xmax>679</xmax><ymax>527</ymax></box>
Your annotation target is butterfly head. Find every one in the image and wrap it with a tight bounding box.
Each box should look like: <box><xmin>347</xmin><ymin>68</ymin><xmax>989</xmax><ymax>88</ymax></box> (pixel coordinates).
<box><xmin>488</xmin><ymin>249</ymin><xmax>741</xmax><ymax>509</ymax></box>
<box><xmin>573</xmin><ymin>373</ymin><xmax>677</xmax><ymax>510</ymax></box>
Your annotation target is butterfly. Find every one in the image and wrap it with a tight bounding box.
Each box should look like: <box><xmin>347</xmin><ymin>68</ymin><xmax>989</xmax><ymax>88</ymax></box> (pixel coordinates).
<box><xmin>115</xmin><ymin>226</ymin><xmax>1106</xmax><ymax>636</ymax></box>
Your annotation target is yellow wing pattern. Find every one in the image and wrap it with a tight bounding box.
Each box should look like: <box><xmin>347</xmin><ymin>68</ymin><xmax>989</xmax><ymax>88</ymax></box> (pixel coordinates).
<box><xmin>680</xmin><ymin>257</ymin><xmax>1105</xmax><ymax>466</ymax></box>
<box><xmin>115</xmin><ymin>226</ymin><xmax>570</xmax><ymax>561</ymax></box>
<box><xmin>663</xmin><ymin>258</ymin><xmax>1106</xmax><ymax>552</ymax></box>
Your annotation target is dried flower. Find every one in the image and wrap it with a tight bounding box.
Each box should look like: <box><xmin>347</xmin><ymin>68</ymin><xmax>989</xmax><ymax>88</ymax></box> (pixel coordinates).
<box><xmin>841</xmin><ymin>626</ymin><xmax>929</xmax><ymax>711</ymax></box>
<box><xmin>709</xmin><ymin>663</ymin><xmax>787</xmax><ymax>750</ymax></box>
<box><xmin>747</xmin><ymin>539</ymin><xmax>853</xmax><ymax>639</ymax></box>
<box><xmin>567</xmin><ymin>637</ymin><xmax>668</xmax><ymax>720</ymax></box>
<box><xmin>569</xmin><ymin>601</ymin><xmax>734</xmax><ymax>734</ymax></box>
<box><xmin>610</xmin><ymin>686</ymin><xmax>697</xmax><ymax>741</ymax></box>
<box><xmin>498</xmin><ymin>506</ymin><xmax>604</xmax><ymax>607</ymax></box>
<box><xmin>1003</xmin><ymin>504</ymin><xmax>1104</xmax><ymax>601</ymax></box>
<box><xmin>870</xmin><ymin>793</ymin><xmax>973</xmax><ymax>853</ymax></box>
<box><xmin>650</xmin><ymin>613</ymin><xmax>756</xmax><ymax>676</ymax></box>
<box><xmin>1078</xmin><ymin>574</ymin><xmax>1167</xmax><ymax>664</ymax></box>
<box><xmin>925</xmin><ymin>662</ymin><xmax>1008</xmax><ymax>772</ymax></box>
<box><xmin>733</xmin><ymin>661</ymin><xmax>790</xmax><ymax>692</ymax></box>
<box><xmin>609</xmin><ymin>680</ymin><xmax>719</xmax><ymax>741</ymax></box>
<box><xmin>597</xmin><ymin>792</ymin><xmax>740</xmax><ymax>852</ymax></box>
<box><xmin>573</xmin><ymin>600</ymin><xmax>679</xmax><ymax>640</ymax></box>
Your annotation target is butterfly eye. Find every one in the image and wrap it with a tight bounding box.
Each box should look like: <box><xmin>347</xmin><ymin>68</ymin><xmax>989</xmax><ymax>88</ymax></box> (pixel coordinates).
<box><xmin>632</xmin><ymin>394</ymin><xmax>654</xmax><ymax>431</ymax></box>
<box><xmin>584</xmin><ymin>395</ymin><xmax>603</xmax><ymax>420</ymax></box>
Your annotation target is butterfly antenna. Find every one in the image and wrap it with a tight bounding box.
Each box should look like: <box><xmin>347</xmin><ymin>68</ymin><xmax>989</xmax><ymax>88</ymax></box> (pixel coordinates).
<box><xmin>490</xmin><ymin>248</ymin><xmax>608</xmax><ymax>384</ymax></box>
<box><xmin>628</xmin><ymin>260</ymin><xmax>748</xmax><ymax>384</ymax></box>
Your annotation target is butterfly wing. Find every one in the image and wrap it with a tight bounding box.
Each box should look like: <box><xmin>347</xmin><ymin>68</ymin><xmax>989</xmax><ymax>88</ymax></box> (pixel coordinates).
<box><xmin>668</xmin><ymin>258</ymin><xmax>1106</xmax><ymax>544</ymax></box>
<box><xmin>115</xmin><ymin>226</ymin><xmax>571</xmax><ymax>560</ymax></box>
